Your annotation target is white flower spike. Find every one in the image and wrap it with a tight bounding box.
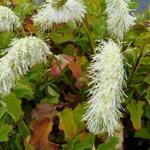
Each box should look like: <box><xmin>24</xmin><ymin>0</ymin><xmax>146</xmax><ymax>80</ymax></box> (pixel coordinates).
<box><xmin>83</xmin><ymin>40</ymin><xmax>126</xmax><ymax>135</ymax></box>
<box><xmin>0</xmin><ymin>6</ymin><xmax>21</xmax><ymax>32</ymax></box>
<box><xmin>32</xmin><ymin>0</ymin><xmax>86</xmax><ymax>30</ymax></box>
<box><xmin>0</xmin><ymin>36</ymin><xmax>52</xmax><ymax>96</ymax></box>
<box><xmin>106</xmin><ymin>0</ymin><xmax>136</xmax><ymax>40</ymax></box>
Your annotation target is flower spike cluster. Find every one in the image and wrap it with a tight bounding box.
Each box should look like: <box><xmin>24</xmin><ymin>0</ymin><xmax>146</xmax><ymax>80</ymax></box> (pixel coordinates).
<box><xmin>106</xmin><ymin>0</ymin><xmax>136</xmax><ymax>40</ymax></box>
<box><xmin>0</xmin><ymin>6</ymin><xmax>21</xmax><ymax>32</ymax></box>
<box><xmin>32</xmin><ymin>0</ymin><xmax>86</xmax><ymax>31</ymax></box>
<box><xmin>83</xmin><ymin>40</ymin><xmax>126</xmax><ymax>135</ymax></box>
<box><xmin>0</xmin><ymin>36</ymin><xmax>52</xmax><ymax>96</ymax></box>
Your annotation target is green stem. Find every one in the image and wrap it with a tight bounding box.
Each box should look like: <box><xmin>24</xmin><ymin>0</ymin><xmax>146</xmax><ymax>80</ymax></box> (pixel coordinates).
<box><xmin>84</xmin><ymin>16</ymin><xmax>95</xmax><ymax>54</ymax></box>
<box><xmin>127</xmin><ymin>46</ymin><xmax>145</xmax><ymax>86</ymax></box>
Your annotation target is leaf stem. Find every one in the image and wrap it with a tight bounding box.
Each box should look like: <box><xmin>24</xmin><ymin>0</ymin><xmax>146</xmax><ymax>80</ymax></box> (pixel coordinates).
<box><xmin>84</xmin><ymin>16</ymin><xmax>95</xmax><ymax>54</ymax></box>
<box><xmin>127</xmin><ymin>46</ymin><xmax>145</xmax><ymax>86</ymax></box>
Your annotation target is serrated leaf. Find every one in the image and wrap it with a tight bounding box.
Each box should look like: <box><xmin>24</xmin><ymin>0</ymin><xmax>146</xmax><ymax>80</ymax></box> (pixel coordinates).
<box><xmin>0</xmin><ymin>32</ymin><xmax>15</xmax><ymax>49</ymax></box>
<box><xmin>124</xmin><ymin>48</ymin><xmax>140</xmax><ymax>65</ymax></box>
<box><xmin>14</xmin><ymin>84</ymin><xmax>34</xmax><ymax>100</ymax></box>
<box><xmin>18</xmin><ymin>120</ymin><xmax>30</xmax><ymax>139</ymax></box>
<box><xmin>14</xmin><ymin>3</ymin><xmax>34</xmax><ymax>19</ymax></box>
<box><xmin>0</xmin><ymin>124</ymin><xmax>12</xmax><ymax>142</ymax></box>
<box><xmin>4</xmin><ymin>93</ymin><xmax>24</xmax><ymax>122</ymax></box>
<box><xmin>30</xmin><ymin>103</ymin><xmax>58</xmax><ymax>149</ymax></box>
<box><xmin>0</xmin><ymin>107</ymin><xmax>6</xmax><ymax>119</ymax></box>
<box><xmin>97</xmin><ymin>136</ymin><xmax>119</xmax><ymax>150</ymax></box>
<box><xmin>30</xmin><ymin>118</ymin><xmax>52</xmax><ymax>147</ymax></box>
<box><xmin>135</xmin><ymin>128</ymin><xmax>150</xmax><ymax>139</ymax></box>
<box><xmin>127</xmin><ymin>100</ymin><xmax>145</xmax><ymax>130</ymax></box>
<box><xmin>73</xmin><ymin>104</ymin><xmax>85</xmax><ymax>131</ymax></box>
<box><xmin>59</xmin><ymin>108</ymin><xmax>77</xmax><ymax>139</ymax></box>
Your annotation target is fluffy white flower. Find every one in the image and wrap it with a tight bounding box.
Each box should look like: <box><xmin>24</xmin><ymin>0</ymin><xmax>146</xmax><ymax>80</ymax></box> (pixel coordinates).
<box><xmin>0</xmin><ymin>6</ymin><xmax>21</xmax><ymax>32</ymax></box>
<box><xmin>83</xmin><ymin>40</ymin><xmax>126</xmax><ymax>135</ymax></box>
<box><xmin>106</xmin><ymin>0</ymin><xmax>136</xmax><ymax>40</ymax></box>
<box><xmin>0</xmin><ymin>36</ymin><xmax>52</xmax><ymax>96</ymax></box>
<box><xmin>32</xmin><ymin>0</ymin><xmax>86</xmax><ymax>30</ymax></box>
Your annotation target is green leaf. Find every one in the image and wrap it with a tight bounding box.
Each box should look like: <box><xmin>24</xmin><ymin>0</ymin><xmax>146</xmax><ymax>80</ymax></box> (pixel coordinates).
<box><xmin>145</xmin><ymin>104</ymin><xmax>150</xmax><ymax>119</ymax></box>
<box><xmin>135</xmin><ymin>128</ymin><xmax>150</xmax><ymax>139</ymax></box>
<box><xmin>0</xmin><ymin>32</ymin><xmax>15</xmax><ymax>49</ymax></box>
<box><xmin>135</xmin><ymin>83</ymin><xmax>148</xmax><ymax>96</ymax></box>
<box><xmin>0</xmin><ymin>124</ymin><xmax>12</xmax><ymax>142</ymax></box>
<box><xmin>144</xmin><ymin>75</ymin><xmax>150</xmax><ymax>84</ymax></box>
<box><xmin>18</xmin><ymin>120</ymin><xmax>30</xmax><ymax>139</ymax></box>
<box><xmin>48</xmin><ymin>97</ymin><xmax>59</xmax><ymax>104</ymax></box>
<box><xmin>47</xmin><ymin>86</ymin><xmax>59</xmax><ymax>98</ymax></box>
<box><xmin>64</xmin><ymin>136</ymin><xmax>82</xmax><ymax>150</ymax></box>
<box><xmin>50</xmin><ymin>31</ymin><xmax>74</xmax><ymax>44</ymax></box>
<box><xmin>124</xmin><ymin>47</ymin><xmax>140</xmax><ymax>65</ymax></box>
<box><xmin>14</xmin><ymin>0</ymin><xmax>28</xmax><ymax>4</ymax></box>
<box><xmin>0</xmin><ymin>107</ymin><xmax>6</xmax><ymax>119</ymax></box>
<box><xmin>14</xmin><ymin>3</ymin><xmax>34</xmax><ymax>19</ymax></box>
<box><xmin>4</xmin><ymin>93</ymin><xmax>24</xmax><ymax>122</ymax></box>
<box><xmin>65</xmin><ymin>133</ymin><xmax>95</xmax><ymax>150</ymax></box>
<box><xmin>14</xmin><ymin>133</ymin><xmax>24</xmax><ymax>150</ymax></box>
<box><xmin>59</xmin><ymin>108</ymin><xmax>77</xmax><ymax>139</ymax></box>
<box><xmin>73</xmin><ymin>104</ymin><xmax>85</xmax><ymax>131</ymax></box>
<box><xmin>141</xmin><ymin>57</ymin><xmax>150</xmax><ymax>65</ymax></box>
<box><xmin>145</xmin><ymin>89</ymin><xmax>150</xmax><ymax>104</ymax></box>
<box><xmin>14</xmin><ymin>84</ymin><xmax>34</xmax><ymax>100</ymax></box>
<box><xmin>127</xmin><ymin>100</ymin><xmax>145</xmax><ymax>130</ymax></box>
<box><xmin>97</xmin><ymin>136</ymin><xmax>119</xmax><ymax>150</ymax></box>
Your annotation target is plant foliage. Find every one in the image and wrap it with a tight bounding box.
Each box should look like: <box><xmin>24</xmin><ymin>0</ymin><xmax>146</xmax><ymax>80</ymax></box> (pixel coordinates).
<box><xmin>0</xmin><ymin>0</ymin><xmax>150</xmax><ymax>150</ymax></box>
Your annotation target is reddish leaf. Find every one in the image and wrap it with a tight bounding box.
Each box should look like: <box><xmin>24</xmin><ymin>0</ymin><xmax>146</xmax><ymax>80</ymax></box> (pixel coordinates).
<box><xmin>64</xmin><ymin>92</ymin><xmax>79</xmax><ymax>104</ymax></box>
<box><xmin>67</xmin><ymin>57</ymin><xmax>82</xmax><ymax>88</ymax></box>
<box><xmin>51</xmin><ymin>59</ymin><xmax>62</xmax><ymax>77</ymax></box>
<box><xmin>30</xmin><ymin>118</ymin><xmax>51</xmax><ymax>147</ymax></box>
<box><xmin>51</xmin><ymin>55</ymin><xmax>69</xmax><ymax>77</ymax></box>
<box><xmin>51</xmin><ymin>54</ymin><xmax>83</xmax><ymax>87</ymax></box>
<box><xmin>68</xmin><ymin>58</ymin><xmax>81</xmax><ymax>79</ymax></box>
<box><xmin>30</xmin><ymin>103</ymin><xmax>58</xmax><ymax>149</ymax></box>
<box><xmin>32</xmin><ymin>103</ymin><xmax>57</xmax><ymax>121</ymax></box>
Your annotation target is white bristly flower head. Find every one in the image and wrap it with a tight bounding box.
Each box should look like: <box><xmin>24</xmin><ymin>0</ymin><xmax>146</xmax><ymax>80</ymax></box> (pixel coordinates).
<box><xmin>106</xmin><ymin>0</ymin><xmax>136</xmax><ymax>40</ymax></box>
<box><xmin>0</xmin><ymin>36</ymin><xmax>52</xmax><ymax>96</ymax></box>
<box><xmin>83</xmin><ymin>40</ymin><xmax>126</xmax><ymax>135</ymax></box>
<box><xmin>32</xmin><ymin>0</ymin><xmax>86</xmax><ymax>30</ymax></box>
<box><xmin>0</xmin><ymin>6</ymin><xmax>21</xmax><ymax>32</ymax></box>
